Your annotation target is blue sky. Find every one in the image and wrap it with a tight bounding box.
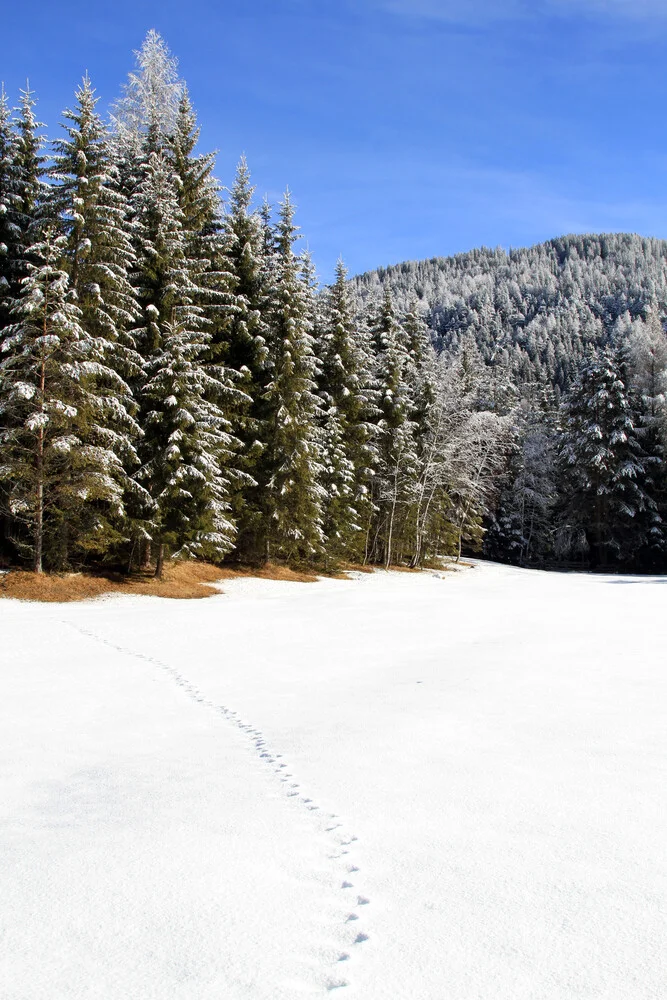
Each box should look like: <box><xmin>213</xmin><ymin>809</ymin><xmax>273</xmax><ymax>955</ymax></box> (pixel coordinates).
<box><xmin>3</xmin><ymin>0</ymin><xmax>667</xmax><ymax>282</ymax></box>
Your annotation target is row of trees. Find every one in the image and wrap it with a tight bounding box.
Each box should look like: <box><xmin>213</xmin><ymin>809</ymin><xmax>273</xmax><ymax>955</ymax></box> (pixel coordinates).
<box><xmin>0</xmin><ymin>33</ymin><xmax>511</xmax><ymax>574</ymax></box>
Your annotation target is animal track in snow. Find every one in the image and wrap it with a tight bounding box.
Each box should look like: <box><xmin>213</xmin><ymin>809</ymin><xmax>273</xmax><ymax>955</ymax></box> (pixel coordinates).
<box><xmin>61</xmin><ymin>617</ymin><xmax>372</xmax><ymax>990</ymax></box>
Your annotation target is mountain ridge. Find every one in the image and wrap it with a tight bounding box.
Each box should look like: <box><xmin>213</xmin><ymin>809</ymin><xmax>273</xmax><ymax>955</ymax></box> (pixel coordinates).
<box><xmin>349</xmin><ymin>232</ymin><xmax>667</xmax><ymax>394</ymax></box>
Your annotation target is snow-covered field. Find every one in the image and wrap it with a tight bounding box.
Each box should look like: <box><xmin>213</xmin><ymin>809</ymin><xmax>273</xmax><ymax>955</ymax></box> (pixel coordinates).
<box><xmin>1</xmin><ymin>562</ymin><xmax>666</xmax><ymax>999</ymax></box>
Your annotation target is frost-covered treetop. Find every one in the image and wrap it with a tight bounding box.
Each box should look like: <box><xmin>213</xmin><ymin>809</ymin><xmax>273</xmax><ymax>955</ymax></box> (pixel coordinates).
<box><xmin>111</xmin><ymin>30</ymin><xmax>184</xmax><ymax>142</ymax></box>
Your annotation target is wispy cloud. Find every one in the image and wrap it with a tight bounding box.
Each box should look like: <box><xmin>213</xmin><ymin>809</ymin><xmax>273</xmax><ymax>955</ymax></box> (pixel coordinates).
<box><xmin>376</xmin><ymin>0</ymin><xmax>667</xmax><ymax>24</ymax></box>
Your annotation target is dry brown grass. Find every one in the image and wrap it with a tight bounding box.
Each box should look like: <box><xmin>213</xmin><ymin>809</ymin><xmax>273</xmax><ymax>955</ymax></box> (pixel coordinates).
<box><xmin>0</xmin><ymin>561</ymin><xmax>229</xmax><ymax>603</ymax></box>
<box><xmin>215</xmin><ymin>562</ymin><xmax>319</xmax><ymax>584</ymax></box>
<box><xmin>0</xmin><ymin>559</ymin><xmax>323</xmax><ymax>604</ymax></box>
<box><xmin>0</xmin><ymin>554</ymin><xmax>459</xmax><ymax>604</ymax></box>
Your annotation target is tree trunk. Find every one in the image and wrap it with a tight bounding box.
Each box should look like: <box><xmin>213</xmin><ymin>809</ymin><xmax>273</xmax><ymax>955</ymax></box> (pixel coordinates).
<box><xmin>33</xmin><ymin>449</ymin><xmax>43</xmax><ymax>574</ymax></box>
<box><xmin>412</xmin><ymin>481</ymin><xmax>438</xmax><ymax>567</ymax></box>
<box><xmin>363</xmin><ymin>522</ymin><xmax>371</xmax><ymax>566</ymax></box>
<box><xmin>411</xmin><ymin>482</ymin><xmax>426</xmax><ymax>568</ymax></box>
<box><xmin>155</xmin><ymin>541</ymin><xmax>165</xmax><ymax>580</ymax></box>
<box><xmin>140</xmin><ymin>538</ymin><xmax>152</xmax><ymax>570</ymax></box>
<box><xmin>126</xmin><ymin>539</ymin><xmax>137</xmax><ymax>575</ymax></box>
<box><xmin>34</xmin><ymin>338</ymin><xmax>47</xmax><ymax>575</ymax></box>
<box><xmin>385</xmin><ymin>468</ymin><xmax>400</xmax><ymax>569</ymax></box>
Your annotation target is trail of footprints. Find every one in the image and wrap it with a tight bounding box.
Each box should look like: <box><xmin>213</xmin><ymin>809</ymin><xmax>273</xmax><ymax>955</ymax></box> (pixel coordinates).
<box><xmin>63</xmin><ymin>619</ymin><xmax>370</xmax><ymax>993</ymax></box>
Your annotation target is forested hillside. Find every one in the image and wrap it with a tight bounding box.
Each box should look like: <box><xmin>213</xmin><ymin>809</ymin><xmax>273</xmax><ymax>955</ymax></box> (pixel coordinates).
<box><xmin>351</xmin><ymin>237</ymin><xmax>667</xmax><ymax>571</ymax></box>
<box><xmin>351</xmin><ymin>234</ymin><xmax>667</xmax><ymax>398</ymax></box>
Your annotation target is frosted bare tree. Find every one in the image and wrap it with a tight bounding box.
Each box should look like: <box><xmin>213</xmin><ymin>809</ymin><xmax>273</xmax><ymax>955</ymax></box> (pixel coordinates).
<box><xmin>111</xmin><ymin>30</ymin><xmax>184</xmax><ymax>144</ymax></box>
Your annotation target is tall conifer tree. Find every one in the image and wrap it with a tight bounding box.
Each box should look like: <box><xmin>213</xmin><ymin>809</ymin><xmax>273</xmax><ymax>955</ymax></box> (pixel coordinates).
<box><xmin>11</xmin><ymin>87</ymin><xmax>49</xmax><ymax>295</ymax></box>
<box><xmin>50</xmin><ymin>77</ymin><xmax>139</xmax><ymax>350</ymax></box>
<box><xmin>262</xmin><ymin>192</ymin><xmax>324</xmax><ymax>562</ymax></box>
<box><xmin>138</xmin><ymin>320</ymin><xmax>240</xmax><ymax>575</ymax></box>
<box><xmin>0</xmin><ymin>231</ymin><xmax>141</xmax><ymax>571</ymax></box>
<box><xmin>559</xmin><ymin>347</ymin><xmax>656</xmax><ymax>567</ymax></box>
<box><xmin>0</xmin><ymin>88</ymin><xmax>22</xmax><ymax>333</ymax></box>
<box><xmin>131</xmin><ymin>149</ymin><xmax>246</xmax><ymax>567</ymax></box>
<box><xmin>215</xmin><ymin>159</ymin><xmax>271</xmax><ymax>555</ymax></box>
<box><xmin>317</xmin><ymin>259</ymin><xmax>378</xmax><ymax>560</ymax></box>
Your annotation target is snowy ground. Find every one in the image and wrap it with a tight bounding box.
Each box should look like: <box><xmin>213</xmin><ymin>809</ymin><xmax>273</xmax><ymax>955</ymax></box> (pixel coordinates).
<box><xmin>1</xmin><ymin>561</ymin><xmax>666</xmax><ymax>1000</ymax></box>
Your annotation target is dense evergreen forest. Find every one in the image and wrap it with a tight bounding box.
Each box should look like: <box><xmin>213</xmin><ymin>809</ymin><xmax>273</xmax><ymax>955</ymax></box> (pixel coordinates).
<box><xmin>1</xmin><ymin>32</ymin><xmax>666</xmax><ymax>576</ymax></box>
<box><xmin>353</xmin><ymin>237</ymin><xmax>667</xmax><ymax>570</ymax></box>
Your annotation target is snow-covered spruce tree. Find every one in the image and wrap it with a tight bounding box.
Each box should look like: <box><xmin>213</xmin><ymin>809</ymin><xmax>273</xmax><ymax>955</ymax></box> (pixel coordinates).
<box><xmin>119</xmin><ymin>65</ymin><xmax>235</xmax><ymax>368</ymax></box>
<box><xmin>167</xmin><ymin>88</ymin><xmax>236</xmax><ymax>337</ymax></box>
<box><xmin>220</xmin><ymin>159</ymin><xmax>269</xmax><ymax>375</ymax></box>
<box><xmin>317</xmin><ymin>258</ymin><xmax>378</xmax><ymax>562</ymax></box>
<box><xmin>406</xmin><ymin>352</ymin><xmax>459</xmax><ymax>567</ymax></box>
<box><xmin>111</xmin><ymin>35</ymin><xmax>249</xmax><ymax>570</ymax></box>
<box><xmin>0</xmin><ymin>87</ymin><xmax>50</xmax><ymax>558</ymax></box>
<box><xmin>625</xmin><ymin>313</ymin><xmax>667</xmax><ymax>568</ymax></box>
<box><xmin>402</xmin><ymin>300</ymin><xmax>438</xmax><ymax>439</ymax></box>
<box><xmin>48</xmin><ymin>77</ymin><xmax>152</xmax><ymax>560</ymax></box>
<box><xmin>2</xmin><ymin>92</ymin><xmax>52</xmax><ymax>558</ymax></box>
<box><xmin>558</xmin><ymin>346</ymin><xmax>657</xmax><ymax>568</ymax></box>
<box><xmin>50</xmin><ymin>77</ymin><xmax>139</xmax><ymax>352</ymax></box>
<box><xmin>318</xmin><ymin>403</ymin><xmax>358</xmax><ymax>564</ymax></box>
<box><xmin>131</xmin><ymin>147</ymin><xmax>200</xmax><ymax>354</ymax></box>
<box><xmin>138</xmin><ymin>320</ymin><xmax>241</xmax><ymax>576</ymax></box>
<box><xmin>0</xmin><ymin>231</ymin><xmax>141</xmax><ymax>571</ymax></box>
<box><xmin>456</xmin><ymin>332</ymin><xmax>491</xmax><ymax>407</ymax></box>
<box><xmin>368</xmin><ymin>285</ymin><xmax>400</xmax><ymax>355</ymax></box>
<box><xmin>169</xmin><ymin>90</ymin><xmax>217</xmax><ymax>235</ymax></box>
<box><xmin>131</xmin><ymin>147</ymin><xmax>246</xmax><ymax>569</ymax></box>
<box><xmin>261</xmin><ymin>192</ymin><xmax>324</xmax><ymax>563</ymax></box>
<box><xmin>167</xmin><ymin>89</ymin><xmax>250</xmax><ymax>458</ymax></box>
<box><xmin>7</xmin><ymin>88</ymin><xmax>49</xmax><ymax>306</ymax></box>
<box><xmin>258</xmin><ymin>197</ymin><xmax>276</xmax><ymax>261</ymax></box>
<box><xmin>0</xmin><ymin>87</ymin><xmax>22</xmax><ymax>334</ymax></box>
<box><xmin>217</xmin><ymin>158</ymin><xmax>271</xmax><ymax>557</ymax></box>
